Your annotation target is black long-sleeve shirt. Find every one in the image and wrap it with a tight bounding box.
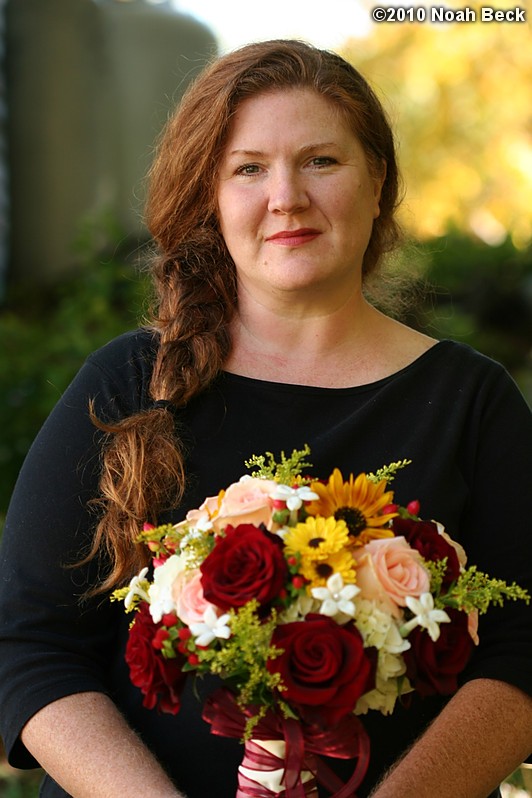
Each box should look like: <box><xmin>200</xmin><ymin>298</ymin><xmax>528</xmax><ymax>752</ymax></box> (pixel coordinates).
<box><xmin>0</xmin><ymin>330</ymin><xmax>530</xmax><ymax>797</ymax></box>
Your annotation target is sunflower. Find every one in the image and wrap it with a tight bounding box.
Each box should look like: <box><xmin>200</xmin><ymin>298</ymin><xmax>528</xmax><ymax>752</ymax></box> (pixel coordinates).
<box><xmin>299</xmin><ymin>548</ymin><xmax>356</xmax><ymax>590</ymax></box>
<box><xmin>283</xmin><ymin>516</ymin><xmax>349</xmax><ymax>560</ymax></box>
<box><xmin>307</xmin><ymin>469</ymin><xmax>396</xmax><ymax>546</ymax></box>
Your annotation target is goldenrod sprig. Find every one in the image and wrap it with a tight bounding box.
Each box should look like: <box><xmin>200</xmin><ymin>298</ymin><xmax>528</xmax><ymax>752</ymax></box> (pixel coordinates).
<box><xmin>367</xmin><ymin>459</ymin><xmax>412</xmax><ymax>484</ymax></box>
<box><xmin>434</xmin><ymin>566</ymin><xmax>530</xmax><ymax>614</ymax></box>
<box><xmin>245</xmin><ymin>445</ymin><xmax>313</xmax><ymax>485</ymax></box>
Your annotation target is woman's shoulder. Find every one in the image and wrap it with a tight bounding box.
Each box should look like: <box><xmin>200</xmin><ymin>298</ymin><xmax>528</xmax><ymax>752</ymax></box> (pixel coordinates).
<box><xmin>89</xmin><ymin>327</ymin><xmax>158</xmax><ymax>361</ymax></box>
<box><xmin>59</xmin><ymin>328</ymin><xmax>159</xmax><ymax>420</ymax></box>
<box><xmin>86</xmin><ymin>328</ymin><xmax>158</xmax><ymax>372</ymax></box>
<box><xmin>378</xmin><ymin>314</ymin><xmax>511</xmax><ymax>383</ymax></box>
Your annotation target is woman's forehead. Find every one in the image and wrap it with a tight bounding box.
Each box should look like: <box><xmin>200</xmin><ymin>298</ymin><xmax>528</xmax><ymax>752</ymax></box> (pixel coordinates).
<box><xmin>223</xmin><ymin>88</ymin><xmax>354</xmax><ymax>149</ymax></box>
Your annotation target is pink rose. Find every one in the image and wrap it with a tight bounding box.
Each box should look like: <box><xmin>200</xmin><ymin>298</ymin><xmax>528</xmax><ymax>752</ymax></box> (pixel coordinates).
<box><xmin>173</xmin><ymin>568</ymin><xmax>213</xmax><ymax>625</ymax></box>
<box><xmin>355</xmin><ymin>537</ymin><xmax>430</xmax><ymax>617</ymax></box>
<box><xmin>213</xmin><ymin>477</ymin><xmax>277</xmax><ymax>532</ymax></box>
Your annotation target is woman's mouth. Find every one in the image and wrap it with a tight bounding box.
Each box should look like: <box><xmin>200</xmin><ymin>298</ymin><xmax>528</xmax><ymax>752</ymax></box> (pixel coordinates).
<box><xmin>266</xmin><ymin>228</ymin><xmax>321</xmax><ymax>247</ymax></box>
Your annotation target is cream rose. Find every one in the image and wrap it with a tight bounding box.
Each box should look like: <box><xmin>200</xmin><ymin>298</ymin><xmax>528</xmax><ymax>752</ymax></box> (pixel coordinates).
<box><xmin>355</xmin><ymin>537</ymin><xmax>430</xmax><ymax>617</ymax></box>
<box><xmin>468</xmin><ymin>609</ymin><xmax>480</xmax><ymax>645</ymax></box>
<box><xmin>213</xmin><ymin>476</ymin><xmax>278</xmax><ymax>531</ymax></box>
<box><xmin>436</xmin><ymin>522</ymin><xmax>468</xmax><ymax>569</ymax></box>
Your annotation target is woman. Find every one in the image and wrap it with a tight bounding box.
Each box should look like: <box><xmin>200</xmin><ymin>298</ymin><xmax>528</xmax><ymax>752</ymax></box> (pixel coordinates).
<box><xmin>0</xmin><ymin>40</ymin><xmax>530</xmax><ymax>798</ymax></box>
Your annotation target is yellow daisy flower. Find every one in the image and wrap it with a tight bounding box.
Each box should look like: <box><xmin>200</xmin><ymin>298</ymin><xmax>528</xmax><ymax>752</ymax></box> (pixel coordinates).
<box><xmin>300</xmin><ymin>549</ymin><xmax>357</xmax><ymax>590</ymax></box>
<box><xmin>284</xmin><ymin>516</ymin><xmax>349</xmax><ymax>560</ymax></box>
<box><xmin>307</xmin><ymin>469</ymin><xmax>396</xmax><ymax>546</ymax></box>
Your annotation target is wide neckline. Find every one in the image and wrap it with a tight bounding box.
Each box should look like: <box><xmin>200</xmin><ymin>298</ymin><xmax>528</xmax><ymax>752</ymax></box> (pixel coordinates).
<box><xmin>221</xmin><ymin>340</ymin><xmax>456</xmax><ymax>395</ymax></box>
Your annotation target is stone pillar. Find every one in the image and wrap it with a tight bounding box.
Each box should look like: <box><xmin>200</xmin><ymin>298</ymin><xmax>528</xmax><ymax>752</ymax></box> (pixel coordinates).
<box><xmin>5</xmin><ymin>0</ymin><xmax>216</xmax><ymax>283</ymax></box>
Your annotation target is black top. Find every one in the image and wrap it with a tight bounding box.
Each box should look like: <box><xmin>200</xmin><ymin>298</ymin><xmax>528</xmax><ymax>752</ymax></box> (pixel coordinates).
<box><xmin>0</xmin><ymin>329</ymin><xmax>531</xmax><ymax>798</ymax></box>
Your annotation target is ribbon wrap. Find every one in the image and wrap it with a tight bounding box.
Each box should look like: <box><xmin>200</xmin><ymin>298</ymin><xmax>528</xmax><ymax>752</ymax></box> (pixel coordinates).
<box><xmin>203</xmin><ymin>688</ymin><xmax>370</xmax><ymax>798</ymax></box>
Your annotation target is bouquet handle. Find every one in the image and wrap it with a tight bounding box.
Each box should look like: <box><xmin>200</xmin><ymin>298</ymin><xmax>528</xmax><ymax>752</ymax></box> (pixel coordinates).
<box><xmin>237</xmin><ymin>736</ymin><xmax>318</xmax><ymax>797</ymax></box>
<box><xmin>204</xmin><ymin>689</ymin><xmax>370</xmax><ymax>798</ymax></box>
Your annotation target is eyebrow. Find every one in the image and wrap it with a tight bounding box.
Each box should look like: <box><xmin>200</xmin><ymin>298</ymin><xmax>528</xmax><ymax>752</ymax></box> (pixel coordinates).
<box><xmin>226</xmin><ymin>142</ymin><xmax>339</xmax><ymax>158</ymax></box>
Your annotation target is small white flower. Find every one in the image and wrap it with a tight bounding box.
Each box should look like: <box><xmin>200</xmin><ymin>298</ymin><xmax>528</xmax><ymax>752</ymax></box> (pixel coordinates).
<box><xmin>190</xmin><ymin>606</ymin><xmax>231</xmax><ymax>647</ymax></box>
<box><xmin>311</xmin><ymin>573</ymin><xmax>360</xmax><ymax>618</ymax></box>
<box><xmin>124</xmin><ymin>567</ymin><xmax>150</xmax><ymax>610</ymax></box>
<box><xmin>271</xmin><ymin>484</ymin><xmax>319</xmax><ymax>511</ymax></box>
<box><xmin>401</xmin><ymin>592</ymin><xmax>451</xmax><ymax>642</ymax></box>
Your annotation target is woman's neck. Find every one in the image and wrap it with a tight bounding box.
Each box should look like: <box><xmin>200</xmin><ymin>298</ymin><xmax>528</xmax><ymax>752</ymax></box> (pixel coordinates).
<box><xmin>224</xmin><ymin>289</ymin><xmax>434</xmax><ymax>388</ymax></box>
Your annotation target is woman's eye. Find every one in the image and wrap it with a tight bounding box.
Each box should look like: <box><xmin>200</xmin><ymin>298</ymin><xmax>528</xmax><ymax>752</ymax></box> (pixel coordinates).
<box><xmin>310</xmin><ymin>156</ymin><xmax>337</xmax><ymax>168</ymax></box>
<box><xmin>235</xmin><ymin>164</ymin><xmax>261</xmax><ymax>176</ymax></box>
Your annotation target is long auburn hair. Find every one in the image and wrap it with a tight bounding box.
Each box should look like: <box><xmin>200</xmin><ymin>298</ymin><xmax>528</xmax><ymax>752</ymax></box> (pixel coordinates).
<box><xmin>87</xmin><ymin>39</ymin><xmax>402</xmax><ymax>595</ymax></box>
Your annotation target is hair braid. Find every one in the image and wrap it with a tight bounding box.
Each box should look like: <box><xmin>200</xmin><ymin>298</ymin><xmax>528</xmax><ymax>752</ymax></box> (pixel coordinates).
<box><xmin>85</xmin><ymin>235</ymin><xmax>236</xmax><ymax>596</ymax></box>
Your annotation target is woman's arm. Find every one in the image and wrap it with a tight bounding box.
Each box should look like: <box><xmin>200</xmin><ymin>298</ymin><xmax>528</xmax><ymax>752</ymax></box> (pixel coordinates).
<box><xmin>370</xmin><ymin>678</ymin><xmax>532</xmax><ymax>798</ymax></box>
<box><xmin>21</xmin><ymin>692</ymin><xmax>185</xmax><ymax>798</ymax></box>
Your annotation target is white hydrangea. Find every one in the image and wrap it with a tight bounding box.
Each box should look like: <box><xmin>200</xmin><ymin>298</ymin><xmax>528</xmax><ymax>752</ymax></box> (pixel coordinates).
<box><xmin>278</xmin><ymin>593</ymin><xmax>319</xmax><ymax>624</ymax></box>
<box><xmin>148</xmin><ymin>554</ymin><xmax>185</xmax><ymax>623</ymax></box>
<box><xmin>354</xmin><ymin>598</ymin><xmax>408</xmax><ymax>652</ymax></box>
<box><xmin>356</xmin><ymin>673</ymin><xmax>410</xmax><ymax>716</ymax></box>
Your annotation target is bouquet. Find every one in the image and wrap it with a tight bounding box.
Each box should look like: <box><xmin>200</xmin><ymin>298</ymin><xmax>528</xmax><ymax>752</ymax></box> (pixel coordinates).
<box><xmin>114</xmin><ymin>447</ymin><xmax>528</xmax><ymax>798</ymax></box>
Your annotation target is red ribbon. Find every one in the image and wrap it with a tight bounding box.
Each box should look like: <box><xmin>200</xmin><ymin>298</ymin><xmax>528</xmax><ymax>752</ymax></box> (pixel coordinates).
<box><xmin>202</xmin><ymin>688</ymin><xmax>370</xmax><ymax>798</ymax></box>
<box><xmin>236</xmin><ymin>735</ymin><xmax>318</xmax><ymax>798</ymax></box>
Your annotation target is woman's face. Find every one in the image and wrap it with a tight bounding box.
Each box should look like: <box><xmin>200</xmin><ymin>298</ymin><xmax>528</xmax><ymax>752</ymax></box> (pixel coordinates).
<box><xmin>216</xmin><ymin>88</ymin><xmax>384</xmax><ymax>309</ymax></box>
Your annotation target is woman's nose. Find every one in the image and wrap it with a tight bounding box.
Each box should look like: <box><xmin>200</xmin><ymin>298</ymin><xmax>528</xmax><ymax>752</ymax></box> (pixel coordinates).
<box><xmin>267</xmin><ymin>168</ymin><xmax>310</xmax><ymax>215</ymax></box>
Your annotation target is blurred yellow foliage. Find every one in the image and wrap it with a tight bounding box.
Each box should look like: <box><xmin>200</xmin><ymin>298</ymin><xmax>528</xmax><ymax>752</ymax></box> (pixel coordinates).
<box><xmin>340</xmin><ymin>5</ymin><xmax>532</xmax><ymax>246</ymax></box>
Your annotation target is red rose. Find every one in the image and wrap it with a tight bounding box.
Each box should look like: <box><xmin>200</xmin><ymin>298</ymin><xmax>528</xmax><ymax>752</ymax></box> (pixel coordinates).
<box><xmin>403</xmin><ymin>608</ymin><xmax>474</xmax><ymax>697</ymax></box>
<box><xmin>392</xmin><ymin>517</ymin><xmax>460</xmax><ymax>586</ymax></box>
<box><xmin>125</xmin><ymin>603</ymin><xmax>187</xmax><ymax>714</ymax></box>
<box><xmin>266</xmin><ymin>614</ymin><xmax>374</xmax><ymax>728</ymax></box>
<box><xmin>200</xmin><ymin>524</ymin><xmax>288</xmax><ymax>611</ymax></box>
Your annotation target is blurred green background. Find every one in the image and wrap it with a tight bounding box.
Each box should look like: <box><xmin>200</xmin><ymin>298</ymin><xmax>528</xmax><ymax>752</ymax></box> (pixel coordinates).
<box><xmin>1</xmin><ymin>0</ymin><xmax>531</xmax><ymax>795</ymax></box>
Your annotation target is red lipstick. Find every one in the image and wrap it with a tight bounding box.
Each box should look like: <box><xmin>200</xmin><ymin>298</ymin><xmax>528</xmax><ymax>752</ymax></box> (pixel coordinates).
<box><xmin>266</xmin><ymin>228</ymin><xmax>321</xmax><ymax>246</ymax></box>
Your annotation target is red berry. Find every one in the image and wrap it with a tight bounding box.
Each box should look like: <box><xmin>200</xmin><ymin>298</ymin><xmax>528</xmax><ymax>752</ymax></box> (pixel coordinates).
<box><xmin>178</xmin><ymin>627</ymin><xmax>192</xmax><ymax>641</ymax></box>
<box><xmin>287</xmin><ymin>556</ymin><xmax>298</xmax><ymax>567</ymax></box>
<box><xmin>382</xmin><ymin>503</ymin><xmax>398</xmax><ymax>515</ymax></box>
<box><xmin>152</xmin><ymin>628</ymin><xmax>169</xmax><ymax>650</ymax></box>
<box><xmin>292</xmin><ymin>576</ymin><xmax>305</xmax><ymax>590</ymax></box>
<box><xmin>188</xmin><ymin>653</ymin><xmax>200</xmax><ymax>667</ymax></box>
<box><xmin>162</xmin><ymin>613</ymin><xmax>178</xmax><ymax>627</ymax></box>
<box><xmin>407</xmin><ymin>500</ymin><xmax>421</xmax><ymax>516</ymax></box>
